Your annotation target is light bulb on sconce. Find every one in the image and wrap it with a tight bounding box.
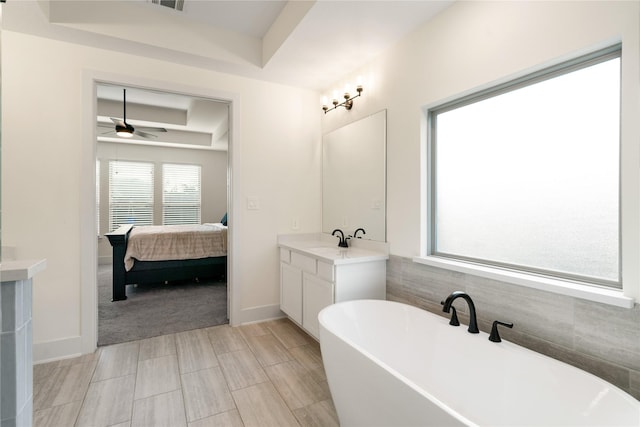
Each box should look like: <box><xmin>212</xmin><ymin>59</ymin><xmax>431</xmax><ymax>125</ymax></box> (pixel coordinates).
<box><xmin>322</xmin><ymin>77</ymin><xmax>364</xmax><ymax>114</ymax></box>
<box><xmin>344</xmin><ymin>83</ymin><xmax>352</xmax><ymax>98</ymax></box>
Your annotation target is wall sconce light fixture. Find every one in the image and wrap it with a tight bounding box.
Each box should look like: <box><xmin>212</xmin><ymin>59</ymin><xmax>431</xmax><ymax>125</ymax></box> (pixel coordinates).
<box><xmin>322</xmin><ymin>78</ymin><xmax>363</xmax><ymax>114</ymax></box>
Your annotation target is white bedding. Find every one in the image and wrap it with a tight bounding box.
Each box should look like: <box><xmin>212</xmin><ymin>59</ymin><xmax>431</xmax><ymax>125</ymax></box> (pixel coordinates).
<box><xmin>124</xmin><ymin>223</ymin><xmax>227</xmax><ymax>271</ymax></box>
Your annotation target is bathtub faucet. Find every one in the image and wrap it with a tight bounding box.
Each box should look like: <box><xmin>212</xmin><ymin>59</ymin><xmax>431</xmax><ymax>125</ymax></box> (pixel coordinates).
<box><xmin>442</xmin><ymin>291</ymin><xmax>479</xmax><ymax>334</ymax></box>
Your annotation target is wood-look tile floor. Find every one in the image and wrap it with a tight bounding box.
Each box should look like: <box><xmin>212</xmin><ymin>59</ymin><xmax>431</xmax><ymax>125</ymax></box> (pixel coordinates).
<box><xmin>33</xmin><ymin>318</ymin><xmax>339</xmax><ymax>427</ymax></box>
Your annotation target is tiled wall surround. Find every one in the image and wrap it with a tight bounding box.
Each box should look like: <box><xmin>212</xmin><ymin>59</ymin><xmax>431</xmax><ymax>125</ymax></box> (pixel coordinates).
<box><xmin>386</xmin><ymin>255</ymin><xmax>640</xmax><ymax>400</ymax></box>
<box><xmin>1</xmin><ymin>278</ymin><xmax>34</xmax><ymax>427</ymax></box>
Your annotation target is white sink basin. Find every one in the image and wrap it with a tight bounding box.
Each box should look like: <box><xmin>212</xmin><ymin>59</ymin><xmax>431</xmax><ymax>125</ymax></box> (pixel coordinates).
<box><xmin>278</xmin><ymin>237</ymin><xmax>389</xmax><ymax>264</ymax></box>
<box><xmin>306</xmin><ymin>246</ymin><xmax>346</xmax><ymax>257</ymax></box>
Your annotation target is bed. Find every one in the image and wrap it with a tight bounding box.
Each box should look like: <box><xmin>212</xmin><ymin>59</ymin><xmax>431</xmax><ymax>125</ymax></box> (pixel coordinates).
<box><xmin>105</xmin><ymin>222</ymin><xmax>227</xmax><ymax>301</ymax></box>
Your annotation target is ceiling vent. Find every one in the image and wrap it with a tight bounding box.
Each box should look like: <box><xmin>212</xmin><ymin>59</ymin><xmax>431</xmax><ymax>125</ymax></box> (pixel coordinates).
<box><xmin>151</xmin><ymin>0</ymin><xmax>184</xmax><ymax>12</ymax></box>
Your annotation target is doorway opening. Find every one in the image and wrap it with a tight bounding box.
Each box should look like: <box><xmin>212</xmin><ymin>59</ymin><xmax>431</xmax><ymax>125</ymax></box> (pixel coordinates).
<box><xmin>94</xmin><ymin>82</ymin><xmax>231</xmax><ymax>346</ymax></box>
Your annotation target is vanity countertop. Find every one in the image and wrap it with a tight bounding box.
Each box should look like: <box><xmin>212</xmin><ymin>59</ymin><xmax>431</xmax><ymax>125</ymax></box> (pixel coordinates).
<box><xmin>278</xmin><ymin>234</ymin><xmax>389</xmax><ymax>265</ymax></box>
<box><xmin>1</xmin><ymin>259</ymin><xmax>47</xmax><ymax>282</ymax></box>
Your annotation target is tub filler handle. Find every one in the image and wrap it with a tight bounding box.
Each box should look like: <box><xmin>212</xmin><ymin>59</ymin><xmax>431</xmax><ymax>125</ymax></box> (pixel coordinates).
<box><xmin>440</xmin><ymin>301</ymin><xmax>460</xmax><ymax>326</ymax></box>
<box><xmin>489</xmin><ymin>320</ymin><xmax>513</xmax><ymax>343</ymax></box>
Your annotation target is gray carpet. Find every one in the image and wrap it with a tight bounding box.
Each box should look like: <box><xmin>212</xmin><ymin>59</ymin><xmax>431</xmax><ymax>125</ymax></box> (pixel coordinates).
<box><xmin>98</xmin><ymin>264</ymin><xmax>228</xmax><ymax>346</ymax></box>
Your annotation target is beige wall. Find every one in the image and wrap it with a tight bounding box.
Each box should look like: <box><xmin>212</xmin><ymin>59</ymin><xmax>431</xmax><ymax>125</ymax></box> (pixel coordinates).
<box><xmin>1</xmin><ymin>30</ymin><xmax>321</xmax><ymax>361</ymax></box>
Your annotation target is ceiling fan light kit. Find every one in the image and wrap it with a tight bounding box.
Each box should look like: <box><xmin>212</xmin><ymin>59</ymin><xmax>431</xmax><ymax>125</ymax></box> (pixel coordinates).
<box><xmin>115</xmin><ymin>123</ymin><xmax>134</xmax><ymax>138</ymax></box>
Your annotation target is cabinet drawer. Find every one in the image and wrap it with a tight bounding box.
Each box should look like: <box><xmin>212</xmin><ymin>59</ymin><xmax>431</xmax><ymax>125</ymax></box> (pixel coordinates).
<box><xmin>280</xmin><ymin>248</ymin><xmax>291</xmax><ymax>264</ymax></box>
<box><xmin>291</xmin><ymin>252</ymin><xmax>316</xmax><ymax>274</ymax></box>
<box><xmin>317</xmin><ymin>261</ymin><xmax>334</xmax><ymax>282</ymax></box>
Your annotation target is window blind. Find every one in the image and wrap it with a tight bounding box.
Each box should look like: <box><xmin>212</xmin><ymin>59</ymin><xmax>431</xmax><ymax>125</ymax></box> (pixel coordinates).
<box><xmin>162</xmin><ymin>163</ymin><xmax>201</xmax><ymax>225</ymax></box>
<box><xmin>109</xmin><ymin>161</ymin><xmax>154</xmax><ymax>231</ymax></box>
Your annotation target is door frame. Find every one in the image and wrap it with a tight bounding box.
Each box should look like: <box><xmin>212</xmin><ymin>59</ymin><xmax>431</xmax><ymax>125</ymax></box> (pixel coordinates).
<box><xmin>80</xmin><ymin>71</ymin><xmax>241</xmax><ymax>354</ymax></box>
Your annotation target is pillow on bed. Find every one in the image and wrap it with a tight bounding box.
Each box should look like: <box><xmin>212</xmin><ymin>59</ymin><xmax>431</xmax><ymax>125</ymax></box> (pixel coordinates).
<box><xmin>221</xmin><ymin>213</ymin><xmax>227</xmax><ymax>226</ymax></box>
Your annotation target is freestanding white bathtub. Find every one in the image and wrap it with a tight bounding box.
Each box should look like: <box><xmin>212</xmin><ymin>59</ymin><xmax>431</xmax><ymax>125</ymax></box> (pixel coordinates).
<box><xmin>318</xmin><ymin>299</ymin><xmax>640</xmax><ymax>427</ymax></box>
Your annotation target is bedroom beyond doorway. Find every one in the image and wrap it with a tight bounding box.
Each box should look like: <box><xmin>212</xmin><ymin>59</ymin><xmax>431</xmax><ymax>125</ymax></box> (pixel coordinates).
<box><xmin>95</xmin><ymin>83</ymin><xmax>231</xmax><ymax>346</ymax></box>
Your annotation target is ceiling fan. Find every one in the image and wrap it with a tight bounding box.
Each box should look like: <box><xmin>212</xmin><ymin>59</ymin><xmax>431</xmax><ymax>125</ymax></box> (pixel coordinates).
<box><xmin>100</xmin><ymin>89</ymin><xmax>167</xmax><ymax>139</ymax></box>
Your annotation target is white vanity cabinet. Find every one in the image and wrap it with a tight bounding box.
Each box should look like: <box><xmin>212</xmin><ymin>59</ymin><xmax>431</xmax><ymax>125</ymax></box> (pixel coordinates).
<box><xmin>279</xmin><ymin>245</ymin><xmax>387</xmax><ymax>340</ymax></box>
<box><xmin>302</xmin><ymin>273</ymin><xmax>334</xmax><ymax>338</ymax></box>
<box><xmin>280</xmin><ymin>261</ymin><xmax>304</xmax><ymax>324</ymax></box>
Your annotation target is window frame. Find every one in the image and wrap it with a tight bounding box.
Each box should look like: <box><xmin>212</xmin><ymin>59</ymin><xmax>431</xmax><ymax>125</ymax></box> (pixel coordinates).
<box><xmin>418</xmin><ymin>44</ymin><xmax>633</xmax><ymax>307</ymax></box>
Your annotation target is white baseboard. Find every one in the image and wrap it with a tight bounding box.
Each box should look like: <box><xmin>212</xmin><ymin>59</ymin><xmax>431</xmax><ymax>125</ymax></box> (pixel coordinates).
<box><xmin>234</xmin><ymin>304</ymin><xmax>285</xmax><ymax>326</ymax></box>
<box><xmin>34</xmin><ymin>305</ymin><xmax>284</xmax><ymax>362</ymax></box>
<box><xmin>33</xmin><ymin>336</ymin><xmax>84</xmax><ymax>364</ymax></box>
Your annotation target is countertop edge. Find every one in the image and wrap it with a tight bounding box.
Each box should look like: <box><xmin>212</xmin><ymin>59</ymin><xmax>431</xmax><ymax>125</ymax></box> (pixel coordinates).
<box><xmin>1</xmin><ymin>259</ymin><xmax>48</xmax><ymax>282</ymax></box>
<box><xmin>278</xmin><ymin>241</ymin><xmax>389</xmax><ymax>265</ymax></box>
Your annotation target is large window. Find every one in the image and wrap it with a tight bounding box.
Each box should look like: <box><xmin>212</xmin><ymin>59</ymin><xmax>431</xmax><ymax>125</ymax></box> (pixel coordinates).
<box><xmin>429</xmin><ymin>45</ymin><xmax>620</xmax><ymax>287</ymax></box>
<box><xmin>162</xmin><ymin>163</ymin><xmax>201</xmax><ymax>225</ymax></box>
<box><xmin>109</xmin><ymin>161</ymin><xmax>154</xmax><ymax>231</ymax></box>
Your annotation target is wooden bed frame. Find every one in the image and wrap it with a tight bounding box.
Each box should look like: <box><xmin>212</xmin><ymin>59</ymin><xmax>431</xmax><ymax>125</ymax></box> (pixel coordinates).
<box><xmin>105</xmin><ymin>224</ymin><xmax>227</xmax><ymax>301</ymax></box>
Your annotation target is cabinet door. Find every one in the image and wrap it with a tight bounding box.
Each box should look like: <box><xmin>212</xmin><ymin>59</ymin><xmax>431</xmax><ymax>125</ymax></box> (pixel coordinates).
<box><xmin>302</xmin><ymin>274</ymin><xmax>334</xmax><ymax>339</ymax></box>
<box><xmin>281</xmin><ymin>263</ymin><xmax>303</xmax><ymax>324</ymax></box>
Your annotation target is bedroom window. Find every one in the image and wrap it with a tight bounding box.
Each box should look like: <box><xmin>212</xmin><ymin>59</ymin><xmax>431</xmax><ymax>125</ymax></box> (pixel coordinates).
<box><xmin>162</xmin><ymin>163</ymin><xmax>201</xmax><ymax>225</ymax></box>
<box><xmin>427</xmin><ymin>44</ymin><xmax>621</xmax><ymax>287</ymax></box>
<box><xmin>108</xmin><ymin>161</ymin><xmax>154</xmax><ymax>231</ymax></box>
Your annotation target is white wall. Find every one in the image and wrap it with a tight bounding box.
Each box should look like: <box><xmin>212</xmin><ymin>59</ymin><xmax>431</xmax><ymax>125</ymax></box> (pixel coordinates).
<box><xmin>1</xmin><ymin>30</ymin><xmax>321</xmax><ymax>361</ymax></box>
<box><xmin>321</xmin><ymin>0</ymin><xmax>640</xmax><ymax>300</ymax></box>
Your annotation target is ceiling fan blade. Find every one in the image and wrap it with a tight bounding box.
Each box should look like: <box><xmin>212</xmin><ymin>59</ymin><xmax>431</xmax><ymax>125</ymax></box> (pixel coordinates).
<box><xmin>111</xmin><ymin>117</ymin><xmax>126</xmax><ymax>127</ymax></box>
<box><xmin>137</xmin><ymin>126</ymin><xmax>168</xmax><ymax>133</ymax></box>
<box><xmin>100</xmin><ymin>130</ymin><xmax>116</xmax><ymax>136</ymax></box>
<box><xmin>133</xmin><ymin>129</ymin><xmax>158</xmax><ymax>139</ymax></box>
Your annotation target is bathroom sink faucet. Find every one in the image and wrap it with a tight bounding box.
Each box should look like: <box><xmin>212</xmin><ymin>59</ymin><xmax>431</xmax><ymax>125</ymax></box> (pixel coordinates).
<box><xmin>332</xmin><ymin>229</ymin><xmax>350</xmax><ymax>248</ymax></box>
<box><xmin>442</xmin><ymin>291</ymin><xmax>479</xmax><ymax>334</ymax></box>
<box><xmin>354</xmin><ymin>228</ymin><xmax>366</xmax><ymax>239</ymax></box>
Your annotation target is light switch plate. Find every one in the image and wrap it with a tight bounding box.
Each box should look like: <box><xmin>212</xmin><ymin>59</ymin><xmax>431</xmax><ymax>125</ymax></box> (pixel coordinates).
<box><xmin>247</xmin><ymin>197</ymin><xmax>260</xmax><ymax>210</ymax></box>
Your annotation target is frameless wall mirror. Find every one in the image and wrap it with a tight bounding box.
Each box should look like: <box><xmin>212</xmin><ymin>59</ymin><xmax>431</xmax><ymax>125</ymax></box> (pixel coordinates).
<box><xmin>322</xmin><ymin>110</ymin><xmax>386</xmax><ymax>242</ymax></box>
